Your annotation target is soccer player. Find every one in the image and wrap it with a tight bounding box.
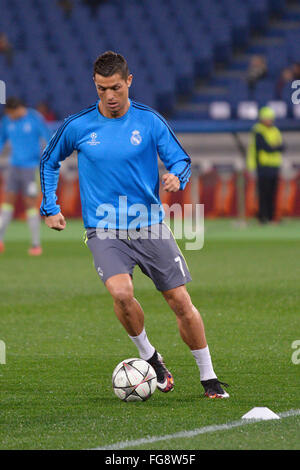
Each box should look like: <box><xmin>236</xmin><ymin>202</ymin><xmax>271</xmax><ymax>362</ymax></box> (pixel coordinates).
<box><xmin>40</xmin><ymin>51</ymin><xmax>229</xmax><ymax>398</ymax></box>
<box><xmin>0</xmin><ymin>97</ymin><xmax>51</xmax><ymax>254</ymax></box>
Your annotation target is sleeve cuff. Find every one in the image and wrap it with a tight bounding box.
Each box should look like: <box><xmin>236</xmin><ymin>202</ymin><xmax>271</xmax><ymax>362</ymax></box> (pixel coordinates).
<box><xmin>40</xmin><ymin>205</ymin><xmax>61</xmax><ymax>217</ymax></box>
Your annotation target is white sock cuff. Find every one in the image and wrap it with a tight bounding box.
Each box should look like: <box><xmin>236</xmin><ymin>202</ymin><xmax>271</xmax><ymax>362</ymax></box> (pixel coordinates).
<box><xmin>129</xmin><ymin>328</ymin><xmax>155</xmax><ymax>361</ymax></box>
<box><xmin>191</xmin><ymin>346</ymin><xmax>217</xmax><ymax>381</ymax></box>
<box><xmin>1</xmin><ymin>203</ymin><xmax>14</xmax><ymax>212</ymax></box>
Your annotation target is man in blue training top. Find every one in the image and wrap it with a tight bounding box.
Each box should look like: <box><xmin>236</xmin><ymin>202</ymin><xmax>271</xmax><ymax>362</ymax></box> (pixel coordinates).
<box><xmin>0</xmin><ymin>97</ymin><xmax>51</xmax><ymax>255</ymax></box>
<box><xmin>40</xmin><ymin>51</ymin><xmax>229</xmax><ymax>399</ymax></box>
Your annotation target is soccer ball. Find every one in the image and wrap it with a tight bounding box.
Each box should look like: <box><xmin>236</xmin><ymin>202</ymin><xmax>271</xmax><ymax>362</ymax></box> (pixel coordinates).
<box><xmin>112</xmin><ymin>358</ymin><xmax>157</xmax><ymax>402</ymax></box>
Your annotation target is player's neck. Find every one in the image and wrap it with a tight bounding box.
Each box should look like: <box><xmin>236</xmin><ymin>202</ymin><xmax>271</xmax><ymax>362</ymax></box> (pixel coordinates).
<box><xmin>98</xmin><ymin>100</ymin><xmax>130</xmax><ymax>119</ymax></box>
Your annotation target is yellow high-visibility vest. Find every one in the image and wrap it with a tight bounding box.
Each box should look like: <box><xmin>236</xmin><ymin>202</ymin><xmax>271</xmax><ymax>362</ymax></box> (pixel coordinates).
<box><xmin>247</xmin><ymin>122</ymin><xmax>282</xmax><ymax>170</ymax></box>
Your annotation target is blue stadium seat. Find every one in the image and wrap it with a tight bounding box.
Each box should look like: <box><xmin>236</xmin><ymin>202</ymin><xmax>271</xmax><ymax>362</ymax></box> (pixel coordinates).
<box><xmin>246</xmin><ymin>0</ymin><xmax>269</xmax><ymax>32</ymax></box>
<box><xmin>226</xmin><ymin>79</ymin><xmax>251</xmax><ymax>116</ymax></box>
<box><xmin>252</xmin><ymin>79</ymin><xmax>276</xmax><ymax>106</ymax></box>
<box><xmin>222</xmin><ymin>1</ymin><xmax>250</xmax><ymax>48</ymax></box>
<box><xmin>267</xmin><ymin>45</ymin><xmax>288</xmax><ymax>78</ymax></box>
<box><xmin>0</xmin><ymin>0</ymin><xmax>298</xmax><ymax>120</ymax></box>
<box><xmin>228</xmin><ymin>79</ymin><xmax>250</xmax><ymax>101</ymax></box>
<box><xmin>285</xmin><ymin>30</ymin><xmax>300</xmax><ymax>63</ymax></box>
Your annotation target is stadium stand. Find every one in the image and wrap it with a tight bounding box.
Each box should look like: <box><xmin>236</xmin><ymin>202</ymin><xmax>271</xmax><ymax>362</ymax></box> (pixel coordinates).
<box><xmin>0</xmin><ymin>0</ymin><xmax>300</xmax><ymax>122</ymax></box>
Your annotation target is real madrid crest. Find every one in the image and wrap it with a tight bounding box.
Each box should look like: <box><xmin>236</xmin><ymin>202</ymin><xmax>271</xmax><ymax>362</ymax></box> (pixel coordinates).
<box><xmin>130</xmin><ymin>130</ymin><xmax>142</xmax><ymax>146</ymax></box>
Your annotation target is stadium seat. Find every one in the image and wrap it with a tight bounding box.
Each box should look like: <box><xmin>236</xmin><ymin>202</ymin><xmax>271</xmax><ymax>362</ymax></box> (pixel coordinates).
<box><xmin>267</xmin><ymin>100</ymin><xmax>288</xmax><ymax>119</ymax></box>
<box><xmin>246</xmin><ymin>0</ymin><xmax>269</xmax><ymax>32</ymax></box>
<box><xmin>237</xmin><ymin>101</ymin><xmax>258</xmax><ymax>119</ymax></box>
<box><xmin>0</xmin><ymin>0</ymin><xmax>299</xmax><ymax>120</ymax></box>
<box><xmin>267</xmin><ymin>45</ymin><xmax>288</xmax><ymax>78</ymax></box>
<box><xmin>252</xmin><ymin>79</ymin><xmax>276</xmax><ymax>106</ymax></box>
<box><xmin>209</xmin><ymin>102</ymin><xmax>232</xmax><ymax>119</ymax></box>
<box><xmin>293</xmin><ymin>103</ymin><xmax>300</xmax><ymax>119</ymax></box>
<box><xmin>222</xmin><ymin>1</ymin><xmax>250</xmax><ymax>48</ymax></box>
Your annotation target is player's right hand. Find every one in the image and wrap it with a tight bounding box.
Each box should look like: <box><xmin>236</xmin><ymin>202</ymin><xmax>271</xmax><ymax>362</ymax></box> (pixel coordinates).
<box><xmin>45</xmin><ymin>212</ymin><xmax>66</xmax><ymax>231</ymax></box>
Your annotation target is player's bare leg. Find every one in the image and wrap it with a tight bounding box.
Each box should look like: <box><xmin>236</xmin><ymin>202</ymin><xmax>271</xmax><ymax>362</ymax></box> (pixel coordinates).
<box><xmin>162</xmin><ymin>285</ymin><xmax>207</xmax><ymax>349</ymax></box>
<box><xmin>3</xmin><ymin>192</ymin><xmax>17</xmax><ymax>206</ymax></box>
<box><xmin>162</xmin><ymin>285</ymin><xmax>229</xmax><ymax>398</ymax></box>
<box><xmin>25</xmin><ymin>196</ymin><xmax>42</xmax><ymax>256</ymax></box>
<box><xmin>105</xmin><ymin>273</ymin><xmax>174</xmax><ymax>392</ymax></box>
<box><xmin>0</xmin><ymin>192</ymin><xmax>16</xmax><ymax>253</ymax></box>
<box><xmin>105</xmin><ymin>274</ymin><xmax>144</xmax><ymax>336</ymax></box>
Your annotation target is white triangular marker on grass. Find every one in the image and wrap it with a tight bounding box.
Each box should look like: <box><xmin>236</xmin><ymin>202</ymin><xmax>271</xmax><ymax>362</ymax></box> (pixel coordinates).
<box><xmin>242</xmin><ymin>407</ymin><xmax>280</xmax><ymax>420</ymax></box>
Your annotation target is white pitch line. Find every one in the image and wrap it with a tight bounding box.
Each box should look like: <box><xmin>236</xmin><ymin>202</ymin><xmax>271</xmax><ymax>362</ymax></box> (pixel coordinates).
<box><xmin>92</xmin><ymin>408</ymin><xmax>300</xmax><ymax>450</ymax></box>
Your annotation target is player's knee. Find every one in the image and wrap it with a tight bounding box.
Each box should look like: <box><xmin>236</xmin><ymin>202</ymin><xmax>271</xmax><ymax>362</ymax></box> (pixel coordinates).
<box><xmin>164</xmin><ymin>290</ymin><xmax>193</xmax><ymax>318</ymax></box>
<box><xmin>106</xmin><ymin>274</ymin><xmax>134</xmax><ymax>305</ymax></box>
<box><xmin>110</xmin><ymin>284</ymin><xmax>134</xmax><ymax>305</ymax></box>
<box><xmin>175</xmin><ymin>300</ymin><xmax>194</xmax><ymax>319</ymax></box>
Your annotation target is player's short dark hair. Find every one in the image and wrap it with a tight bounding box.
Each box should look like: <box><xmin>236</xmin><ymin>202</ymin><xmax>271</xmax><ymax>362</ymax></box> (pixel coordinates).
<box><xmin>93</xmin><ymin>51</ymin><xmax>129</xmax><ymax>80</ymax></box>
<box><xmin>5</xmin><ymin>96</ymin><xmax>25</xmax><ymax>110</ymax></box>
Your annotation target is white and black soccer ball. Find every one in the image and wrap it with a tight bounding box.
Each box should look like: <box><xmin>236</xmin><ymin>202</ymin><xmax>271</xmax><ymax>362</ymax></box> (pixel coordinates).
<box><xmin>112</xmin><ymin>358</ymin><xmax>157</xmax><ymax>402</ymax></box>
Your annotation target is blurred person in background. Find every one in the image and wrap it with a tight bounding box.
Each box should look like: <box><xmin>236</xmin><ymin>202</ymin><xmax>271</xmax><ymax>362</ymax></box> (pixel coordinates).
<box><xmin>276</xmin><ymin>66</ymin><xmax>294</xmax><ymax>98</ymax></box>
<box><xmin>291</xmin><ymin>62</ymin><xmax>300</xmax><ymax>80</ymax></box>
<box><xmin>0</xmin><ymin>32</ymin><xmax>14</xmax><ymax>66</ymax></box>
<box><xmin>36</xmin><ymin>101</ymin><xmax>57</xmax><ymax>122</ymax></box>
<box><xmin>276</xmin><ymin>63</ymin><xmax>300</xmax><ymax>98</ymax></box>
<box><xmin>0</xmin><ymin>97</ymin><xmax>51</xmax><ymax>254</ymax></box>
<box><xmin>246</xmin><ymin>55</ymin><xmax>268</xmax><ymax>91</ymax></box>
<box><xmin>247</xmin><ymin>106</ymin><xmax>284</xmax><ymax>224</ymax></box>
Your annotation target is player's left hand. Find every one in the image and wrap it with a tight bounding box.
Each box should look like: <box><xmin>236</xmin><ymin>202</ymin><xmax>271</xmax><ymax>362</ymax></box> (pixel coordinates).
<box><xmin>162</xmin><ymin>173</ymin><xmax>180</xmax><ymax>192</ymax></box>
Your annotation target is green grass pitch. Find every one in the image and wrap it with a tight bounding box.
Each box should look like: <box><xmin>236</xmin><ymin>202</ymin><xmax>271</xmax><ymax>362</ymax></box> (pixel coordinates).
<box><xmin>0</xmin><ymin>218</ymin><xmax>299</xmax><ymax>450</ymax></box>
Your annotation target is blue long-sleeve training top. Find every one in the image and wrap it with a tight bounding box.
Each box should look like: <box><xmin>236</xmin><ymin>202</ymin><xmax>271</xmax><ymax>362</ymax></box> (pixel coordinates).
<box><xmin>40</xmin><ymin>100</ymin><xmax>191</xmax><ymax>229</ymax></box>
<box><xmin>0</xmin><ymin>109</ymin><xmax>51</xmax><ymax>168</ymax></box>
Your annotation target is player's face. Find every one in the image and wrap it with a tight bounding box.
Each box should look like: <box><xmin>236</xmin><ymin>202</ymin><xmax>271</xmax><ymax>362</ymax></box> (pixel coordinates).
<box><xmin>5</xmin><ymin>106</ymin><xmax>27</xmax><ymax>120</ymax></box>
<box><xmin>261</xmin><ymin>119</ymin><xmax>274</xmax><ymax>127</ymax></box>
<box><xmin>94</xmin><ymin>73</ymin><xmax>132</xmax><ymax>118</ymax></box>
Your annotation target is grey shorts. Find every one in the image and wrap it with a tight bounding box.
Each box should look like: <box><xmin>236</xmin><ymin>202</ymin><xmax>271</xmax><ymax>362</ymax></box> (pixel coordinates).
<box><xmin>5</xmin><ymin>166</ymin><xmax>38</xmax><ymax>197</ymax></box>
<box><xmin>86</xmin><ymin>222</ymin><xmax>192</xmax><ymax>291</ymax></box>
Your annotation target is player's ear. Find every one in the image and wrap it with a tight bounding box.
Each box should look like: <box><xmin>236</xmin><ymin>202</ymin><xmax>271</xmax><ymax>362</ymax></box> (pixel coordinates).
<box><xmin>127</xmin><ymin>74</ymin><xmax>133</xmax><ymax>88</ymax></box>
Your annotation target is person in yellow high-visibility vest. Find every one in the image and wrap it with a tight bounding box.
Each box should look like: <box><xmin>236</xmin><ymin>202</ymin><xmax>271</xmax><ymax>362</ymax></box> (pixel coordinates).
<box><xmin>247</xmin><ymin>106</ymin><xmax>284</xmax><ymax>223</ymax></box>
